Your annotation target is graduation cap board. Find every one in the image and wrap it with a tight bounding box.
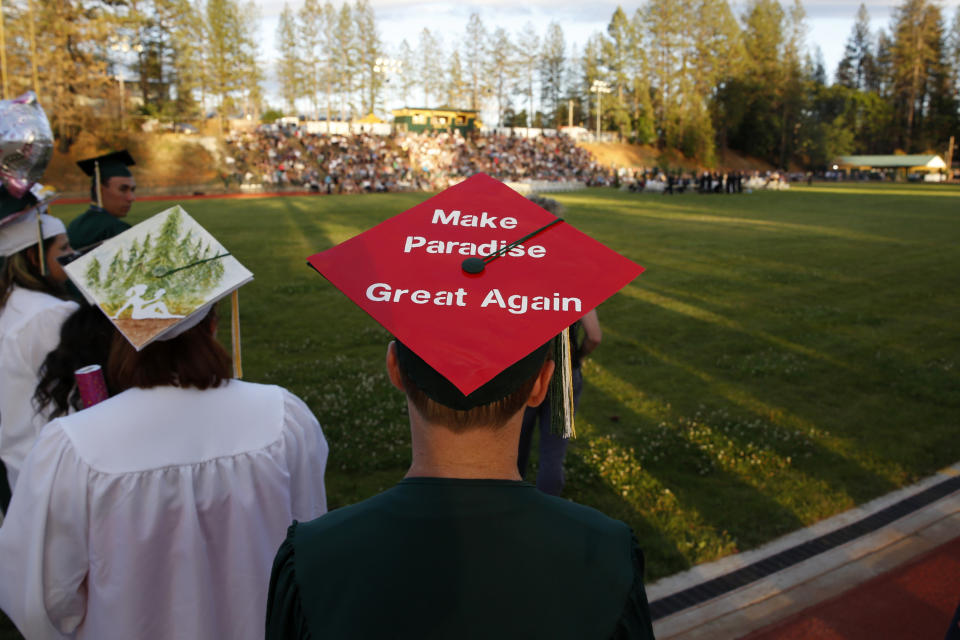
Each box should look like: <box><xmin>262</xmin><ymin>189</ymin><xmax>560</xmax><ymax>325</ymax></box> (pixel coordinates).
<box><xmin>65</xmin><ymin>205</ymin><xmax>252</xmax><ymax>356</ymax></box>
<box><xmin>307</xmin><ymin>173</ymin><xmax>644</xmax><ymax>400</ymax></box>
<box><xmin>77</xmin><ymin>150</ymin><xmax>135</xmax><ymax>180</ymax></box>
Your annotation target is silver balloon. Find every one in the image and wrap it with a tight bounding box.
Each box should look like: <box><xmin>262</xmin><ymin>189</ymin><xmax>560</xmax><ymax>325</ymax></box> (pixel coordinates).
<box><xmin>0</xmin><ymin>92</ymin><xmax>54</xmax><ymax>198</ymax></box>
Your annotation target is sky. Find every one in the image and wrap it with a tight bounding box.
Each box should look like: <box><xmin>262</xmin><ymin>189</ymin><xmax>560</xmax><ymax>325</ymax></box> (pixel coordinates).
<box><xmin>249</xmin><ymin>0</ymin><xmax>960</xmax><ymax>110</ymax></box>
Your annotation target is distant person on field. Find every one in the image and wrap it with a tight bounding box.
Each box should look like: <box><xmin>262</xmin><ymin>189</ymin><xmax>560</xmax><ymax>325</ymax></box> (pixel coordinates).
<box><xmin>518</xmin><ymin>196</ymin><xmax>602</xmax><ymax>496</ymax></box>
<box><xmin>517</xmin><ymin>308</ymin><xmax>601</xmax><ymax>495</ymax></box>
<box><xmin>67</xmin><ymin>150</ymin><xmax>136</xmax><ymax>250</ymax></box>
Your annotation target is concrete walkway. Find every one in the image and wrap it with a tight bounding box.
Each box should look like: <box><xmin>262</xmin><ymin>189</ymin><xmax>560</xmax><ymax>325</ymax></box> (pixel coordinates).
<box><xmin>648</xmin><ymin>463</ymin><xmax>960</xmax><ymax>639</ymax></box>
<box><xmin>741</xmin><ymin>536</ymin><xmax>960</xmax><ymax>639</ymax></box>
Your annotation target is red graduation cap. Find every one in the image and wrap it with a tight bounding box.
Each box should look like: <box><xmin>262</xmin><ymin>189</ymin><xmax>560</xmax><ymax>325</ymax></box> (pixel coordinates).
<box><xmin>307</xmin><ymin>173</ymin><xmax>644</xmax><ymax>397</ymax></box>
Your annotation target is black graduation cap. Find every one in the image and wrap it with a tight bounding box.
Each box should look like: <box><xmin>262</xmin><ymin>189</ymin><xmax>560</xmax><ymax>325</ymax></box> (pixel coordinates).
<box><xmin>77</xmin><ymin>150</ymin><xmax>135</xmax><ymax>208</ymax></box>
<box><xmin>76</xmin><ymin>150</ymin><xmax>135</xmax><ymax>181</ymax></box>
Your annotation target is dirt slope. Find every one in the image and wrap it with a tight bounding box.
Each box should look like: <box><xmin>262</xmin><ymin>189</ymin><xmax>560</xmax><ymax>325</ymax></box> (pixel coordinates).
<box><xmin>47</xmin><ymin>132</ymin><xmax>220</xmax><ymax>194</ymax></box>
<box><xmin>579</xmin><ymin>141</ymin><xmax>776</xmax><ymax>172</ymax></box>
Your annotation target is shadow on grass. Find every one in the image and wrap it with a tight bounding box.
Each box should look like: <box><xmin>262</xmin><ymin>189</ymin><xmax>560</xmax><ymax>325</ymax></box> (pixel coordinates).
<box><xmin>563</xmin><ymin>441</ymin><xmax>692</xmax><ymax>580</ymax></box>
<box><xmin>576</xmin><ymin>377</ymin><xmax>807</xmax><ymax>565</ymax></box>
<box><xmin>568</xmin><ymin>305</ymin><xmax>903</xmax><ymax>579</ymax></box>
<box><xmin>601</xmin><ymin>324</ymin><xmax>898</xmax><ymax>496</ymax></box>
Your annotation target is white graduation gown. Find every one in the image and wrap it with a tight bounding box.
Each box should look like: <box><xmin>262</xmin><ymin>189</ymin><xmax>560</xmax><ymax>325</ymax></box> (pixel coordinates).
<box><xmin>0</xmin><ymin>381</ymin><xmax>329</xmax><ymax>640</ymax></box>
<box><xmin>0</xmin><ymin>286</ymin><xmax>78</xmax><ymax>490</ymax></box>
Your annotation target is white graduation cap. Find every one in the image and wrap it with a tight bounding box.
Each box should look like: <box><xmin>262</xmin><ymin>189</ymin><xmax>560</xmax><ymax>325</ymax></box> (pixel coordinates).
<box><xmin>65</xmin><ymin>205</ymin><xmax>253</xmax><ymax>373</ymax></box>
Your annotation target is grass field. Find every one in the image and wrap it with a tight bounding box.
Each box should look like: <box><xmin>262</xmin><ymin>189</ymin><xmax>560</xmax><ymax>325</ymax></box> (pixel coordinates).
<box><xmin>51</xmin><ymin>182</ymin><xmax>960</xmax><ymax>580</ymax></box>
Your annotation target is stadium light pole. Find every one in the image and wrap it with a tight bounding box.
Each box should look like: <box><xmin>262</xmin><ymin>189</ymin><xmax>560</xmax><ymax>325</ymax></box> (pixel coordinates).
<box><xmin>591</xmin><ymin>80</ymin><xmax>611</xmax><ymax>141</ymax></box>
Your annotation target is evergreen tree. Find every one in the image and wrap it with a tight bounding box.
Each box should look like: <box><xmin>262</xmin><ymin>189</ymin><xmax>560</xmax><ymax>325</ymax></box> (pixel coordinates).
<box><xmin>417</xmin><ymin>28</ymin><xmax>443</xmax><ymax>107</ymax></box>
<box><xmin>644</xmin><ymin>0</ymin><xmax>686</xmax><ymax>135</ymax></box>
<box><xmin>723</xmin><ymin>0</ymin><xmax>807</xmax><ymax>166</ymax></box>
<box><xmin>694</xmin><ymin>0</ymin><xmax>744</xmax><ymax>155</ymax></box>
<box><xmin>778</xmin><ymin>0</ymin><xmax>808</xmax><ymax>168</ymax></box>
<box><xmin>334</xmin><ymin>3</ymin><xmax>357</xmax><ymax>122</ymax></box>
<box><xmin>2</xmin><ymin>0</ymin><xmax>115</xmax><ymax>148</ymax></box>
<box><xmin>949</xmin><ymin>8</ymin><xmax>960</xmax><ymax>104</ymax></box>
<box><xmin>487</xmin><ymin>27</ymin><xmax>517</xmax><ymax>126</ymax></box>
<box><xmin>836</xmin><ymin>4</ymin><xmax>877</xmax><ymax>91</ymax></box>
<box><xmin>297</xmin><ymin>0</ymin><xmax>324</xmax><ymax>117</ymax></box>
<box><xmin>106</xmin><ymin>252</ymin><xmax>124</xmax><ymax>286</ymax></box>
<box><xmin>168</xmin><ymin>0</ymin><xmax>205</xmax><ymax>119</ymax></box>
<box><xmin>354</xmin><ymin>0</ymin><xmax>383</xmax><ymax>116</ymax></box>
<box><xmin>237</xmin><ymin>1</ymin><xmax>263</xmax><ymax>120</ymax></box>
<box><xmin>397</xmin><ymin>39</ymin><xmax>417</xmax><ymax>107</ymax></box>
<box><xmin>602</xmin><ymin>7</ymin><xmax>633</xmax><ymax>138</ymax></box>
<box><xmin>446</xmin><ymin>50</ymin><xmax>467</xmax><ymax>109</ymax></box>
<box><xmin>539</xmin><ymin>22</ymin><xmax>566</xmax><ymax>128</ymax></box>
<box><xmin>320</xmin><ymin>1</ymin><xmax>339</xmax><ymax>127</ymax></box>
<box><xmin>274</xmin><ymin>4</ymin><xmax>300</xmax><ymax>114</ymax></box>
<box><xmin>464</xmin><ymin>13</ymin><xmax>488</xmax><ymax>111</ymax></box>
<box><xmin>155</xmin><ymin>211</ymin><xmax>181</xmax><ymax>269</ymax></box>
<box><xmin>126</xmin><ymin>239</ymin><xmax>142</xmax><ymax>272</ymax></box>
<box><xmin>811</xmin><ymin>46</ymin><xmax>828</xmax><ymax>87</ymax></box>
<box><xmin>93</xmin><ymin>209</ymin><xmax>231</xmax><ymax>314</ymax></box>
<box><xmin>581</xmin><ymin>32</ymin><xmax>605</xmax><ymax>131</ymax></box>
<box><xmin>124</xmin><ymin>0</ymin><xmax>205</xmax><ymax>118</ymax></box>
<box><xmin>85</xmin><ymin>256</ymin><xmax>102</xmax><ymax>288</ymax></box>
<box><xmin>513</xmin><ymin>22</ymin><xmax>540</xmax><ymax>128</ymax></box>
<box><xmin>874</xmin><ymin>29</ymin><xmax>894</xmax><ymax>98</ymax></box>
<box><xmin>201</xmin><ymin>0</ymin><xmax>260</xmax><ymax>127</ymax></box>
<box><xmin>889</xmin><ymin>0</ymin><xmax>949</xmax><ymax>150</ymax></box>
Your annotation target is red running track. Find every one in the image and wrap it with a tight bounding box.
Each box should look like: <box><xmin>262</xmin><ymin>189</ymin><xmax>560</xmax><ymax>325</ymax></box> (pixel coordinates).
<box><xmin>742</xmin><ymin>536</ymin><xmax>960</xmax><ymax>640</ymax></box>
<box><xmin>51</xmin><ymin>189</ymin><xmax>324</xmax><ymax>207</ymax></box>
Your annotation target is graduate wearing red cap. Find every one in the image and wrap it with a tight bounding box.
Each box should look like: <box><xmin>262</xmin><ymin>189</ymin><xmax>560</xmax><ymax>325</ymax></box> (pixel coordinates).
<box><xmin>266</xmin><ymin>174</ymin><xmax>655</xmax><ymax>639</ymax></box>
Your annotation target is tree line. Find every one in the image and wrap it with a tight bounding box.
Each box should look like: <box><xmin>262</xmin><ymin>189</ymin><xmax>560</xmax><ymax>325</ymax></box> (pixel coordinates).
<box><xmin>1</xmin><ymin>0</ymin><xmax>958</xmax><ymax>168</ymax></box>
<box><xmin>1</xmin><ymin>0</ymin><xmax>261</xmax><ymax>150</ymax></box>
<box><xmin>275</xmin><ymin>0</ymin><xmax>960</xmax><ymax>168</ymax></box>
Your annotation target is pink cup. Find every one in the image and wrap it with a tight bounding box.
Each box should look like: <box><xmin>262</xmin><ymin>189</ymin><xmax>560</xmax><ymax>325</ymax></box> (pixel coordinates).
<box><xmin>75</xmin><ymin>364</ymin><xmax>109</xmax><ymax>409</ymax></box>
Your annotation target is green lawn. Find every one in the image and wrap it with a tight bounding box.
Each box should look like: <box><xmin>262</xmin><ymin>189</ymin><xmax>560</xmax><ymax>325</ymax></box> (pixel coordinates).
<box><xmin>51</xmin><ymin>182</ymin><xmax>960</xmax><ymax>580</ymax></box>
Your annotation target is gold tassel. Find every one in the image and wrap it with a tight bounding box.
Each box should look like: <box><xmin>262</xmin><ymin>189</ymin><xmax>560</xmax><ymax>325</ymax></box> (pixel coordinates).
<box><xmin>36</xmin><ymin>213</ymin><xmax>46</xmax><ymax>276</ymax></box>
<box><xmin>549</xmin><ymin>327</ymin><xmax>576</xmax><ymax>438</ymax></box>
<box><xmin>231</xmin><ymin>290</ymin><xmax>242</xmax><ymax>379</ymax></box>
<box><xmin>94</xmin><ymin>161</ymin><xmax>103</xmax><ymax>208</ymax></box>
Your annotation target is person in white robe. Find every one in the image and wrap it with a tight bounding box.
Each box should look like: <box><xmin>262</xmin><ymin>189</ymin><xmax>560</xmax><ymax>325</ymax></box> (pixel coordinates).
<box><xmin>0</xmin><ymin>213</ymin><xmax>328</xmax><ymax>639</ymax></box>
<box><xmin>0</xmin><ymin>188</ymin><xmax>78</xmax><ymax>497</ymax></box>
<box><xmin>0</xmin><ymin>375</ymin><xmax>328</xmax><ymax>639</ymax></box>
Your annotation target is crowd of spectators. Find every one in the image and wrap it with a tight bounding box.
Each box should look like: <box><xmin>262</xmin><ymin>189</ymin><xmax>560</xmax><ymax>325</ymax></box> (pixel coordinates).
<box><xmin>221</xmin><ymin>126</ymin><xmax>614</xmax><ymax>193</ymax></box>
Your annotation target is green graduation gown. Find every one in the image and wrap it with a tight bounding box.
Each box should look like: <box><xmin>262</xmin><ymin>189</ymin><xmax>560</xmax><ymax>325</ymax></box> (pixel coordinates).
<box><xmin>66</xmin><ymin>206</ymin><xmax>131</xmax><ymax>250</ymax></box>
<box><xmin>265</xmin><ymin>478</ymin><xmax>656</xmax><ymax>639</ymax></box>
